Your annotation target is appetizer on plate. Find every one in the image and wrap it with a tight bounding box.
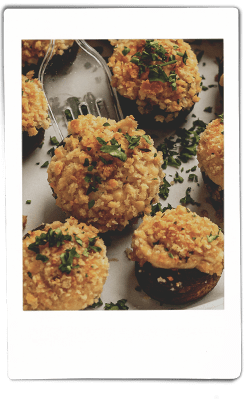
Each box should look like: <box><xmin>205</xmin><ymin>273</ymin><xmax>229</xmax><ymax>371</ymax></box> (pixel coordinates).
<box><xmin>108</xmin><ymin>39</ymin><xmax>202</xmax><ymax>124</ymax></box>
<box><xmin>130</xmin><ymin>205</ymin><xmax>224</xmax><ymax>304</ymax></box>
<box><xmin>23</xmin><ymin>217</ymin><xmax>109</xmax><ymax>310</ymax></box>
<box><xmin>197</xmin><ymin>115</ymin><xmax>224</xmax><ymax>206</ymax></box>
<box><xmin>47</xmin><ymin>114</ymin><xmax>164</xmax><ymax>233</ymax></box>
<box><xmin>22</xmin><ymin>72</ymin><xmax>51</xmax><ymax>157</ymax></box>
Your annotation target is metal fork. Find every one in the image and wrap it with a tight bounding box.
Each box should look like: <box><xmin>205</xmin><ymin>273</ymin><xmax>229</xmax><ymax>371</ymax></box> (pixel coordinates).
<box><xmin>38</xmin><ymin>39</ymin><xmax>123</xmax><ymax>142</ymax></box>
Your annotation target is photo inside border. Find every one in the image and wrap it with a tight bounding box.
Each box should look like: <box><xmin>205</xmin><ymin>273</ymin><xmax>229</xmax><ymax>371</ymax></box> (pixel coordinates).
<box><xmin>22</xmin><ymin>38</ymin><xmax>224</xmax><ymax>312</ymax></box>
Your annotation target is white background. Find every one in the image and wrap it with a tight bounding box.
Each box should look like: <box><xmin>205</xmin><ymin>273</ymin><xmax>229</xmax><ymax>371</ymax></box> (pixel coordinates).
<box><xmin>7</xmin><ymin>9</ymin><xmax>238</xmax><ymax>379</ymax></box>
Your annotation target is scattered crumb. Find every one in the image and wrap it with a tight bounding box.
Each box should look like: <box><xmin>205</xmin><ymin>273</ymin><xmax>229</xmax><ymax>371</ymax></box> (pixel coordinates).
<box><xmin>109</xmin><ymin>258</ymin><xmax>119</xmax><ymax>262</ymax></box>
<box><xmin>157</xmin><ymin>276</ymin><xmax>167</xmax><ymax>283</ymax></box>
<box><xmin>125</xmin><ymin>248</ymin><xmax>132</xmax><ymax>260</ymax></box>
<box><xmin>23</xmin><ymin>215</ymin><xmax>27</xmax><ymax>229</ymax></box>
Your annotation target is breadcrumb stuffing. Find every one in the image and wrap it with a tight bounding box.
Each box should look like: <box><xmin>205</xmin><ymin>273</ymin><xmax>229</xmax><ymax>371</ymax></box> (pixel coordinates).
<box><xmin>23</xmin><ymin>217</ymin><xmax>109</xmax><ymax>310</ymax></box>
<box><xmin>47</xmin><ymin>114</ymin><xmax>164</xmax><ymax>233</ymax></box>
<box><xmin>131</xmin><ymin>205</ymin><xmax>224</xmax><ymax>276</ymax></box>
<box><xmin>22</xmin><ymin>40</ymin><xmax>75</xmax><ymax>66</ymax></box>
<box><xmin>197</xmin><ymin>118</ymin><xmax>224</xmax><ymax>189</ymax></box>
<box><xmin>22</xmin><ymin>73</ymin><xmax>50</xmax><ymax>136</ymax></box>
<box><xmin>108</xmin><ymin>39</ymin><xmax>201</xmax><ymax>123</ymax></box>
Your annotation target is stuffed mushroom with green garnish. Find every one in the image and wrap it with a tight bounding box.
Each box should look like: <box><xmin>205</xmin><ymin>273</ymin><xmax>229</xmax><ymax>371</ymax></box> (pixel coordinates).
<box><xmin>23</xmin><ymin>217</ymin><xmax>109</xmax><ymax>310</ymax></box>
<box><xmin>197</xmin><ymin>115</ymin><xmax>224</xmax><ymax>207</ymax></box>
<box><xmin>47</xmin><ymin>114</ymin><xmax>164</xmax><ymax>233</ymax></box>
<box><xmin>108</xmin><ymin>39</ymin><xmax>202</xmax><ymax>125</ymax></box>
<box><xmin>130</xmin><ymin>205</ymin><xmax>224</xmax><ymax>305</ymax></box>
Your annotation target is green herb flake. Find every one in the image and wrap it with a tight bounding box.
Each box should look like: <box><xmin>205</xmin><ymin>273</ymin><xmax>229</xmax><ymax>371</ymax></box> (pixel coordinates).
<box><xmin>88</xmin><ymin>199</ymin><xmax>95</xmax><ymax>209</ymax></box>
<box><xmin>100</xmin><ymin>143</ymin><xmax>127</xmax><ymax>161</ymax></box>
<box><xmin>122</xmin><ymin>46</ymin><xmax>131</xmax><ymax>56</ymax></box>
<box><xmin>168</xmin><ymin>253</ymin><xmax>174</xmax><ymax>259</ymax></box>
<box><xmin>196</xmin><ymin>50</ymin><xmax>204</xmax><ymax>63</ymax></box>
<box><xmin>204</xmin><ymin>106</ymin><xmax>212</xmax><ymax>113</ymax></box>
<box><xmin>159</xmin><ymin>177</ymin><xmax>171</xmax><ymax>200</ymax></box>
<box><xmin>41</xmin><ymin>161</ymin><xmax>49</xmax><ymax>168</ymax></box>
<box><xmin>104</xmin><ymin>299</ymin><xmax>129</xmax><ymax>310</ymax></box>
<box><xmin>202</xmin><ymin>85</ymin><xmax>208</xmax><ymax>91</ymax></box>
<box><xmin>74</xmin><ymin>234</ymin><xmax>83</xmax><ymax>247</ymax></box>
<box><xmin>188</xmin><ymin>173</ymin><xmax>198</xmax><ymax>182</ymax></box>
<box><xmin>36</xmin><ymin>253</ymin><xmax>49</xmax><ymax>263</ymax></box>
<box><xmin>59</xmin><ymin>247</ymin><xmax>80</xmax><ymax>274</ymax></box>
<box><xmin>47</xmin><ymin>147</ymin><xmax>55</xmax><ymax>157</ymax></box>
<box><xmin>180</xmin><ymin>187</ymin><xmax>201</xmax><ymax>207</ymax></box>
<box><xmin>103</xmin><ymin>122</ymin><xmax>110</xmax><ymax>127</ymax></box>
<box><xmin>50</xmin><ymin>136</ymin><xmax>60</xmax><ymax>146</ymax></box>
<box><xmin>26</xmin><ymin>200</ymin><xmax>31</xmax><ymax>204</ymax></box>
<box><xmin>27</xmin><ymin>271</ymin><xmax>32</xmax><ymax>279</ymax></box>
<box><xmin>174</xmin><ymin>172</ymin><xmax>184</xmax><ymax>183</ymax></box>
<box><xmin>207</xmin><ymin>231</ymin><xmax>220</xmax><ymax>243</ymax></box>
<box><xmin>83</xmin><ymin>158</ymin><xmax>89</xmax><ymax>167</ymax></box>
<box><xmin>124</xmin><ymin>133</ymin><xmax>141</xmax><ymax>150</ymax></box>
<box><xmin>96</xmin><ymin>137</ymin><xmax>107</xmax><ymax>145</ymax></box>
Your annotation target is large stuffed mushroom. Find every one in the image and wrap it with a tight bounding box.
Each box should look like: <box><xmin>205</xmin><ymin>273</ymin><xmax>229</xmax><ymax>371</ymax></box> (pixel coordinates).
<box><xmin>108</xmin><ymin>39</ymin><xmax>202</xmax><ymax>125</ymax></box>
<box><xmin>130</xmin><ymin>205</ymin><xmax>224</xmax><ymax>305</ymax></box>
<box><xmin>47</xmin><ymin>114</ymin><xmax>164</xmax><ymax>233</ymax></box>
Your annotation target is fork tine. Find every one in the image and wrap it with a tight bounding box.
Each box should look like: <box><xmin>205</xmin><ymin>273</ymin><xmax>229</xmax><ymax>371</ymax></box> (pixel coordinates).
<box><xmin>39</xmin><ymin>39</ymin><xmax>123</xmax><ymax>141</ymax></box>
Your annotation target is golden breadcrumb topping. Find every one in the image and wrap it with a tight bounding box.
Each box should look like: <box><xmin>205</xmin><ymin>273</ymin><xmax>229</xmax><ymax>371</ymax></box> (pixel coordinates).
<box><xmin>197</xmin><ymin>118</ymin><xmax>224</xmax><ymax>189</ymax></box>
<box><xmin>23</xmin><ymin>217</ymin><xmax>109</xmax><ymax>310</ymax></box>
<box><xmin>131</xmin><ymin>205</ymin><xmax>224</xmax><ymax>276</ymax></box>
<box><xmin>108</xmin><ymin>39</ymin><xmax>201</xmax><ymax>123</ymax></box>
<box><xmin>22</xmin><ymin>72</ymin><xmax>50</xmax><ymax>136</ymax></box>
<box><xmin>22</xmin><ymin>40</ymin><xmax>75</xmax><ymax>65</ymax></box>
<box><xmin>47</xmin><ymin>114</ymin><xmax>164</xmax><ymax>233</ymax></box>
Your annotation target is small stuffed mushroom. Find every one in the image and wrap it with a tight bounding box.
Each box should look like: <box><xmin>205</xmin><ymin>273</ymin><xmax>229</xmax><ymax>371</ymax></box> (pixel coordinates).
<box><xmin>22</xmin><ymin>39</ymin><xmax>75</xmax><ymax>66</ymax></box>
<box><xmin>47</xmin><ymin>114</ymin><xmax>164</xmax><ymax>233</ymax></box>
<box><xmin>108</xmin><ymin>39</ymin><xmax>202</xmax><ymax>126</ymax></box>
<box><xmin>23</xmin><ymin>217</ymin><xmax>109</xmax><ymax>310</ymax></box>
<box><xmin>197</xmin><ymin>116</ymin><xmax>224</xmax><ymax>207</ymax></box>
<box><xmin>22</xmin><ymin>72</ymin><xmax>51</xmax><ymax>157</ymax></box>
<box><xmin>130</xmin><ymin>205</ymin><xmax>224</xmax><ymax>305</ymax></box>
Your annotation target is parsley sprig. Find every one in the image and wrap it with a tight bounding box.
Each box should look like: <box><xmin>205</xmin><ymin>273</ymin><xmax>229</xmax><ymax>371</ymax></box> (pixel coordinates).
<box><xmin>58</xmin><ymin>247</ymin><xmax>80</xmax><ymax>274</ymax></box>
<box><xmin>97</xmin><ymin>137</ymin><xmax>127</xmax><ymax>161</ymax></box>
<box><xmin>129</xmin><ymin>40</ymin><xmax>178</xmax><ymax>88</ymax></box>
<box><xmin>28</xmin><ymin>228</ymin><xmax>72</xmax><ymax>254</ymax></box>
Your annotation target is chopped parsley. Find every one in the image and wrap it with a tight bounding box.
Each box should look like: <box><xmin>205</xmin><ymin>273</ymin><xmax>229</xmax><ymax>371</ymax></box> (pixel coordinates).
<box><xmin>218</xmin><ymin>113</ymin><xmax>224</xmax><ymax>123</ymax></box>
<box><xmin>104</xmin><ymin>299</ymin><xmax>129</xmax><ymax>310</ymax></box>
<box><xmin>180</xmin><ymin>187</ymin><xmax>201</xmax><ymax>207</ymax></box>
<box><xmin>26</xmin><ymin>200</ymin><xmax>31</xmax><ymax>204</ymax></box>
<box><xmin>99</xmin><ymin>141</ymin><xmax>127</xmax><ymax>161</ymax></box>
<box><xmin>88</xmin><ymin>199</ymin><xmax>95</xmax><ymax>209</ymax></box>
<box><xmin>159</xmin><ymin>177</ymin><xmax>171</xmax><ymax>200</ymax></box>
<box><xmin>201</xmin><ymin>85</ymin><xmax>208</xmax><ymax>91</ymax></box>
<box><xmin>47</xmin><ymin>147</ymin><xmax>55</xmax><ymax>157</ymax></box>
<box><xmin>122</xmin><ymin>46</ymin><xmax>131</xmax><ymax>56</ymax></box>
<box><xmin>188</xmin><ymin>173</ymin><xmax>198</xmax><ymax>182</ymax></box>
<box><xmin>36</xmin><ymin>253</ymin><xmax>49</xmax><ymax>263</ymax></box>
<box><xmin>129</xmin><ymin>40</ymin><xmax>178</xmax><ymax>88</ymax></box>
<box><xmin>58</xmin><ymin>247</ymin><xmax>80</xmax><ymax>274</ymax></box>
<box><xmin>204</xmin><ymin>106</ymin><xmax>212</xmax><ymax>113</ymax></box>
<box><xmin>157</xmin><ymin>119</ymin><xmax>206</xmax><ymax>169</ymax></box>
<box><xmin>151</xmin><ymin>202</ymin><xmax>172</xmax><ymax>216</ymax></box>
<box><xmin>103</xmin><ymin>122</ymin><xmax>110</xmax><ymax>127</ymax></box>
<box><xmin>207</xmin><ymin>230</ymin><xmax>221</xmax><ymax>243</ymax></box>
<box><xmin>41</xmin><ymin>161</ymin><xmax>49</xmax><ymax>168</ymax></box>
<box><xmin>168</xmin><ymin>253</ymin><xmax>174</xmax><ymax>259</ymax></box>
<box><xmin>174</xmin><ymin>172</ymin><xmax>184</xmax><ymax>183</ymax></box>
<box><xmin>196</xmin><ymin>50</ymin><xmax>204</xmax><ymax>63</ymax></box>
<box><xmin>74</xmin><ymin>234</ymin><xmax>83</xmax><ymax>246</ymax></box>
<box><xmin>50</xmin><ymin>136</ymin><xmax>60</xmax><ymax>146</ymax></box>
<box><xmin>27</xmin><ymin>272</ymin><xmax>33</xmax><ymax>279</ymax></box>
<box><xmin>28</xmin><ymin>228</ymin><xmax>72</xmax><ymax>254</ymax></box>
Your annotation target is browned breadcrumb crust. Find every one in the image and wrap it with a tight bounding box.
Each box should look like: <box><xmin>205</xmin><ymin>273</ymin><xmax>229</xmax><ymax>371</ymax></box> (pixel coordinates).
<box><xmin>108</xmin><ymin>39</ymin><xmax>201</xmax><ymax>123</ymax></box>
<box><xmin>22</xmin><ymin>72</ymin><xmax>50</xmax><ymax>136</ymax></box>
<box><xmin>47</xmin><ymin>114</ymin><xmax>164</xmax><ymax>233</ymax></box>
<box><xmin>22</xmin><ymin>40</ymin><xmax>75</xmax><ymax>66</ymax></box>
<box><xmin>23</xmin><ymin>217</ymin><xmax>109</xmax><ymax>310</ymax></box>
<box><xmin>197</xmin><ymin>118</ymin><xmax>224</xmax><ymax>189</ymax></box>
<box><xmin>131</xmin><ymin>205</ymin><xmax>224</xmax><ymax>276</ymax></box>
